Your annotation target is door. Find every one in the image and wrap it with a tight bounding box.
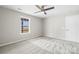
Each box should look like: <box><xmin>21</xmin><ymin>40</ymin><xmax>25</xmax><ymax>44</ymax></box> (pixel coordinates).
<box><xmin>65</xmin><ymin>15</ymin><xmax>79</xmax><ymax>42</ymax></box>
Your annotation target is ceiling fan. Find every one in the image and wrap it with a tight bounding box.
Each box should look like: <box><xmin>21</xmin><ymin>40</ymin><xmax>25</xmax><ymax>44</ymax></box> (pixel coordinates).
<box><xmin>35</xmin><ymin>5</ymin><xmax>55</xmax><ymax>15</ymax></box>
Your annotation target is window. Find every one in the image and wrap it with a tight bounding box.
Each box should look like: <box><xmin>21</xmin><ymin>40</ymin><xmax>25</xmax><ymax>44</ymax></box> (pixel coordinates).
<box><xmin>21</xmin><ymin>17</ymin><xmax>30</xmax><ymax>33</ymax></box>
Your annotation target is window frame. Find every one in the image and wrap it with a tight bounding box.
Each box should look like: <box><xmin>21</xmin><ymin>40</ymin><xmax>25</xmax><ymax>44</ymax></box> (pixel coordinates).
<box><xmin>20</xmin><ymin>16</ymin><xmax>30</xmax><ymax>34</ymax></box>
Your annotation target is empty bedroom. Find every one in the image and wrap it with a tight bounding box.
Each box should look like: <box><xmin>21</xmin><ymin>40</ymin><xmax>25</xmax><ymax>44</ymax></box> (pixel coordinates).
<box><xmin>0</xmin><ymin>5</ymin><xmax>79</xmax><ymax>54</ymax></box>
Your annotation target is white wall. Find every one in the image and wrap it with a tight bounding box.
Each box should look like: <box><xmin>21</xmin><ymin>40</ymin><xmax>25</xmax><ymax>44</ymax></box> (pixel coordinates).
<box><xmin>1</xmin><ymin>6</ymin><xmax>79</xmax><ymax>46</ymax></box>
<box><xmin>0</xmin><ymin>7</ymin><xmax>42</xmax><ymax>46</ymax></box>
<box><xmin>43</xmin><ymin>16</ymin><xmax>65</xmax><ymax>39</ymax></box>
<box><xmin>43</xmin><ymin>14</ymin><xmax>79</xmax><ymax>42</ymax></box>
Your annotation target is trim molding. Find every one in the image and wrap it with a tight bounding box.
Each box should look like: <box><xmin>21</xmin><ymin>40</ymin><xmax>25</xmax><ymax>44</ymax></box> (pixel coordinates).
<box><xmin>44</xmin><ymin>35</ymin><xmax>79</xmax><ymax>44</ymax></box>
<box><xmin>0</xmin><ymin>36</ymin><xmax>41</xmax><ymax>47</ymax></box>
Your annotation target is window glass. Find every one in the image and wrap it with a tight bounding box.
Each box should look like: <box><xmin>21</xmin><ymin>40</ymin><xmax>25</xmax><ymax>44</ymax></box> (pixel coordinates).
<box><xmin>21</xmin><ymin>18</ymin><xmax>29</xmax><ymax>33</ymax></box>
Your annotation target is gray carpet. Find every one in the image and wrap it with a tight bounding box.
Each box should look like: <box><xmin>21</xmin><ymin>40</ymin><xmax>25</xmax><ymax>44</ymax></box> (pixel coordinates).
<box><xmin>0</xmin><ymin>37</ymin><xmax>79</xmax><ymax>54</ymax></box>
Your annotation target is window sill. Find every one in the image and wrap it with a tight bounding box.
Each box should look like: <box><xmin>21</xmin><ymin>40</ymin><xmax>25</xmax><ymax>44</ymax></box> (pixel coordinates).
<box><xmin>20</xmin><ymin>32</ymin><xmax>30</xmax><ymax>35</ymax></box>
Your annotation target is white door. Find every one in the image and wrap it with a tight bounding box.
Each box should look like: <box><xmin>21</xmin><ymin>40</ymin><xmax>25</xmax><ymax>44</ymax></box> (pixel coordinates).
<box><xmin>65</xmin><ymin>15</ymin><xmax>79</xmax><ymax>42</ymax></box>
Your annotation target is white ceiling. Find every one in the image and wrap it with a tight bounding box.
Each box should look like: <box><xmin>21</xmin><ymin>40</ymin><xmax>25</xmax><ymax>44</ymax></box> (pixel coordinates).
<box><xmin>1</xmin><ymin>5</ymin><xmax>79</xmax><ymax>18</ymax></box>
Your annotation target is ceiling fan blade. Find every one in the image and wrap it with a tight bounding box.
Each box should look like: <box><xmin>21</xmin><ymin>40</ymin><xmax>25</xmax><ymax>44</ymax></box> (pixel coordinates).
<box><xmin>44</xmin><ymin>7</ymin><xmax>55</xmax><ymax>11</ymax></box>
<box><xmin>34</xmin><ymin>11</ymin><xmax>42</xmax><ymax>13</ymax></box>
<box><xmin>34</xmin><ymin>10</ymin><xmax>47</xmax><ymax>15</ymax></box>
<box><xmin>35</xmin><ymin>6</ymin><xmax>55</xmax><ymax>13</ymax></box>
<box><xmin>36</xmin><ymin>5</ymin><xmax>42</xmax><ymax>10</ymax></box>
<box><xmin>41</xmin><ymin>5</ymin><xmax>44</xmax><ymax>8</ymax></box>
<box><xmin>34</xmin><ymin>5</ymin><xmax>46</xmax><ymax>13</ymax></box>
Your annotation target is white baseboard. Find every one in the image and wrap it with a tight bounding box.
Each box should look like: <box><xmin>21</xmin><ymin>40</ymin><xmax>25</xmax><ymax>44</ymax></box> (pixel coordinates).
<box><xmin>0</xmin><ymin>36</ymin><xmax>41</xmax><ymax>47</ymax></box>
<box><xmin>0</xmin><ymin>39</ymin><xmax>27</xmax><ymax>47</ymax></box>
<box><xmin>44</xmin><ymin>35</ymin><xmax>64</xmax><ymax>40</ymax></box>
<box><xmin>44</xmin><ymin>35</ymin><xmax>79</xmax><ymax>44</ymax></box>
